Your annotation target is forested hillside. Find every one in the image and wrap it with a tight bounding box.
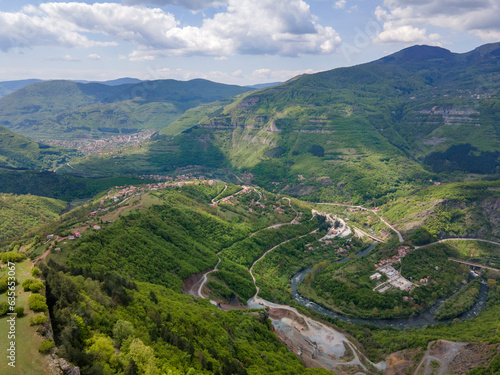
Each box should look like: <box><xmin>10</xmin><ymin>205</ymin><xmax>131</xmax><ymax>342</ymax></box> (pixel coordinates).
<box><xmin>56</xmin><ymin>43</ymin><xmax>500</xmax><ymax>203</ymax></box>
<box><xmin>0</xmin><ymin>126</ymin><xmax>72</xmax><ymax>170</ymax></box>
<box><xmin>0</xmin><ymin>79</ymin><xmax>253</xmax><ymax>140</ymax></box>
<box><xmin>0</xmin><ymin>194</ymin><xmax>66</xmax><ymax>242</ymax></box>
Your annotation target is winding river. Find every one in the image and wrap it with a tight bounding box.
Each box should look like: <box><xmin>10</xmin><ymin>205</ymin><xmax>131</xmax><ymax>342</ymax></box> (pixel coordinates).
<box><xmin>290</xmin><ymin>243</ymin><xmax>489</xmax><ymax>329</ymax></box>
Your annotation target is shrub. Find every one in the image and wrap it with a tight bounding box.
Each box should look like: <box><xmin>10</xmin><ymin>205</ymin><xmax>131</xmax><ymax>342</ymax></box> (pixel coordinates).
<box><xmin>29</xmin><ymin>281</ymin><xmax>45</xmax><ymax>293</ymax></box>
<box><xmin>1</xmin><ymin>252</ymin><xmax>26</xmax><ymax>263</ymax></box>
<box><xmin>0</xmin><ymin>302</ymin><xmax>9</xmax><ymax>316</ymax></box>
<box><xmin>22</xmin><ymin>279</ymin><xmax>37</xmax><ymax>291</ymax></box>
<box><xmin>14</xmin><ymin>306</ymin><xmax>24</xmax><ymax>317</ymax></box>
<box><xmin>0</xmin><ymin>280</ymin><xmax>7</xmax><ymax>294</ymax></box>
<box><xmin>30</xmin><ymin>314</ymin><xmax>48</xmax><ymax>326</ymax></box>
<box><xmin>28</xmin><ymin>294</ymin><xmax>48</xmax><ymax>312</ymax></box>
<box><xmin>38</xmin><ymin>340</ymin><xmax>55</xmax><ymax>354</ymax></box>
<box><xmin>31</xmin><ymin>267</ymin><xmax>41</xmax><ymax>277</ymax></box>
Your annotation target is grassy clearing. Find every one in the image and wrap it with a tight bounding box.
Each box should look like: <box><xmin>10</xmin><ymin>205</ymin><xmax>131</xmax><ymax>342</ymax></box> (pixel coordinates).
<box><xmin>0</xmin><ymin>260</ymin><xmax>51</xmax><ymax>375</ymax></box>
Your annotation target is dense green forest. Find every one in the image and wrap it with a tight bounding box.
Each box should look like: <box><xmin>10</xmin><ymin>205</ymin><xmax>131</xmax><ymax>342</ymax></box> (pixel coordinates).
<box><xmin>41</xmin><ymin>266</ymin><xmax>331</xmax><ymax>375</ymax></box>
<box><xmin>0</xmin><ymin>194</ymin><xmax>66</xmax><ymax>242</ymax></box>
<box><xmin>0</xmin><ymin>170</ymin><xmax>145</xmax><ymax>201</ymax></box>
<box><xmin>434</xmin><ymin>278</ymin><xmax>482</xmax><ymax>320</ymax></box>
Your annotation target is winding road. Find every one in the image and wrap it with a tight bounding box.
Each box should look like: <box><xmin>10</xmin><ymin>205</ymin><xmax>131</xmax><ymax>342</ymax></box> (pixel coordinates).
<box><xmin>316</xmin><ymin>202</ymin><xmax>404</xmax><ymax>242</ymax></box>
<box><xmin>415</xmin><ymin>237</ymin><xmax>500</xmax><ymax>249</ymax></box>
<box><xmin>246</xmin><ymin>228</ymin><xmax>385</xmax><ymax>372</ymax></box>
<box><xmin>193</xmin><ymin>194</ymin><xmax>302</xmax><ymax>298</ymax></box>
<box><xmin>192</xmin><ymin>190</ymin><xmax>499</xmax><ymax>373</ymax></box>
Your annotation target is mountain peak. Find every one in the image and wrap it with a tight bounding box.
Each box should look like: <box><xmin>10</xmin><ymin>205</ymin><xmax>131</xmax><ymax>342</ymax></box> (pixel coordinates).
<box><xmin>377</xmin><ymin>44</ymin><xmax>453</xmax><ymax>65</ymax></box>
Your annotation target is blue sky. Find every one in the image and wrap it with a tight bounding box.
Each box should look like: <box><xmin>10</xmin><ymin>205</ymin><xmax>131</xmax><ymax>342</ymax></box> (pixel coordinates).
<box><xmin>0</xmin><ymin>0</ymin><xmax>498</xmax><ymax>85</ymax></box>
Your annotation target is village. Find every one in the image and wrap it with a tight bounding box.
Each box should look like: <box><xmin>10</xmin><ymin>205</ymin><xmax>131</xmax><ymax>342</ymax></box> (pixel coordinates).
<box><xmin>41</xmin><ymin>129</ymin><xmax>156</xmax><ymax>156</ymax></box>
<box><xmin>371</xmin><ymin>246</ymin><xmax>417</xmax><ymax>294</ymax></box>
<box><xmin>43</xmin><ymin>179</ymin><xmax>302</xmax><ymax>257</ymax></box>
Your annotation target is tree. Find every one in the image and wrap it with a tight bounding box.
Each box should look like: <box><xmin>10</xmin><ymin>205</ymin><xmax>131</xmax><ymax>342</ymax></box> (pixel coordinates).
<box><xmin>31</xmin><ymin>267</ymin><xmax>41</xmax><ymax>277</ymax></box>
<box><xmin>128</xmin><ymin>338</ymin><xmax>159</xmax><ymax>375</ymax></box>
<box><xmin>29</xmin><ymin>281</ymin><xmax>45</xmax><ymax>293</ymax></box>
<box><xmin>393</xmin><ymin>306</ymin><xmax>400</xmax><ymax>316</ymax></box>
<box><xmin>308</xmin><ymin>144</ymin><xmax>325</xmax><ymax>157</ymax></box>
<box><xmin>113</xmin><ymin>320</ymin><xmax>135</xmax><ymax>347</ymax></box>
<box><xmin>28</xmin><ymin>294</ymin><xmax>48</xmax><ymax>312</ymax></box>
<box><xmin>87</xmin><ymin>334</ymin><xmax>114</xmax><ymax>363</ymax></box>
<box><xmin>14</xmin><ymin>307</ymin><xmax>24</xmax><ymax>317</ymax></box>
<box><xmin>487</xmin><ymin>279</ymin><xmax>497</xmax><ymax>290</ymax></box>
<box><xmin>39</xmin><ymin>340</ymin><xmax>55</xmax><ymax>354</ymax></box>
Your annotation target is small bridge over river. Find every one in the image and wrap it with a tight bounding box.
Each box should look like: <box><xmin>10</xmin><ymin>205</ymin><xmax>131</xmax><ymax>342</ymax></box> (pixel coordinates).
<box><xmin>448</xmin><ymin>258</ymin><xmax>500</xmax><ymax>272</ymax></box>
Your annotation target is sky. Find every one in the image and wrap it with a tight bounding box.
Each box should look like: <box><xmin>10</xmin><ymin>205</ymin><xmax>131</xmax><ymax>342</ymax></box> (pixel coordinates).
<box><xmin>0</xmin><ymin>0</ymin><xmax>499</xmax><ymax>85</ymax></box>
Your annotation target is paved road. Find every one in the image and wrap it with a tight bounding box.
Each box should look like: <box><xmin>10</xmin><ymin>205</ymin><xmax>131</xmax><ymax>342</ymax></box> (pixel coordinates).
<box><xmin>190</xmin><ymin>258</ymin><xmax>221</xmax><ymax>298</ymax></box>
<box><xmin>448</xmin><ymin>258</ymin><xmax>500</xmax><ymax>272</ymax></box>
<box><xmin>415</xmin><ymin>237</ymin><xmax>500</xmax><ymax>249</ymax></box>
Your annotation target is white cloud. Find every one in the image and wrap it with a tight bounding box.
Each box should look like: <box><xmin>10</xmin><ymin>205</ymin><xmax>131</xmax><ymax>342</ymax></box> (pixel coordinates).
<box><xmin>0</xmin><ymin>1</ymin><xmax>341</xmax><ymax>58</ymax></box>
<box><xmin>0</xmin><ymin>5</ymin><xmax>115</xmax><ymax>51</ymax></box>
<box><xmin>374</xmin><ymin>23</ymin><xmax>440</xmax><ymax>44</ymax></box>
<box><xmin>46</xmin><ymin>54</ymin><xmax>81</xmax><ymax>62</ymax></box>
<box><xmin>122</xmin><ymin>0</ymin><xmax>228</xmax><ymax>11</ymax></box>
<box><xmin>87</xmin><ymin>53</ymin><xmax>101</xmax><ymax>60</ymax></box>
<box><xmin>128</xmin><ymin>50</ymin><xmax>158</xmax><ymax>61</ymax></box>
<box><xmin>232</xmin><ymin>69</ymin><xmax>243</xmax><ymax>78</ymax></box>
<box><xmin>251</xmin><ymin>68</ymin><xmax>316</xmax><ymax>82</ymax></box>
<box><xmin>39</xmin><ymin>2</ymin><xmax>180</xmax><ymax>49</ymax></box>
<box><xmin>374</xmin><ymin>0</ymin><xmax>500</xmax><ymax>44</ymax></box>
<box><xmin>334</xmin><ymin>0</ymin><xmax>346</xmax><ymax>9</ymax></box>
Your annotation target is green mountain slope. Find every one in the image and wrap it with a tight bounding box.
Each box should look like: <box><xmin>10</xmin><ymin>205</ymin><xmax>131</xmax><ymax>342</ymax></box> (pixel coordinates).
<box><xmin>0</xmin><ymin>79</ymin><xmax>42</xmax><ymax>98</ymax></box>
<box><xmin>10</xmin><ymin>183</ymin><xmax>333</xmax><ymax>374</ymax></box>
<box><xmin>0</xmin><ymin>79</ymin><xmax>253</xmax><ymax>140</ymax></box>
<box><xmin>0</xmin><ymin>125</ymin><xmax>72</xmax><ymax>170</ymax></box>
<box><xmin>0</xmin><ymin>194</ymin><xmax>66</xmax><ymax>242</ymax></box>
<box><xmin>156</xmin><ymin>43</ymin><xmax>500</xmax><ymax>201</ymax></box>
<box><xmin>56</xmin><ymin>43</ymin><xmax>500</xmax><ymax>203</ymax></box>
<box><xmin>2</xmin><ymin>180</ymin><xmax>499</xmax><ymax>374</ymax></box>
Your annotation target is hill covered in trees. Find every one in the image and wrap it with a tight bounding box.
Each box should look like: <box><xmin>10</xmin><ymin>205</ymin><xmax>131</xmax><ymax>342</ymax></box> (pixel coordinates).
<box><xmin>55</xmin><ymin>43</ymin><xmax>500</xmax><ymax>203</ymax></box>
<box><xmin>0</xmin><ymin>79</ymin><xmax>253</xmax><ymax>140</ymax></box>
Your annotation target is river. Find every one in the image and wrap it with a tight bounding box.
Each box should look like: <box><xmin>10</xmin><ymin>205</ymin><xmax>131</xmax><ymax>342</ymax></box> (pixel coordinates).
<box><xmin>290</xmin><ymin>243</ymin><xmax>489</xmax><ymax>329</ymax></box>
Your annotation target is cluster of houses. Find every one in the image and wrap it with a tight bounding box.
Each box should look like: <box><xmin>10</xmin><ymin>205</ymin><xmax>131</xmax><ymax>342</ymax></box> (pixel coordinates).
<box><xmin>272</xmin><ymin>202</ymin><xmax>286</xmax><ymax>214</ymax></box>
<box><xmin>106</xmin><ymin>179</ymin><xmax>202</xmax><ymax>204</ymax></box>
<box><xmin>371</xmin><ymin>246</ymin><xmax>415</xmax><ymax>293</ymax></box>
<box><xmin>139</xmin><ymin>172</ymin><xmax>210</xmax><ymax>182</ymax></box>
<box><xmin>47</xmin><ymin>232</ymin><xmax>83</xmax><ymax>253</ymax></box>
<box><xmin>373</xmin><ymin>246</ymin><xmax>411</xmax><ymax>268</ymax></box>
<box><xmin>304</xmin><ymin>242</ymin><xmax>352</xmax><ymax>255</ymax></box>
<box><xmin>43</xmin><ymin>129</ymin><xmax>156</xmax><ymax>157</ymax></box>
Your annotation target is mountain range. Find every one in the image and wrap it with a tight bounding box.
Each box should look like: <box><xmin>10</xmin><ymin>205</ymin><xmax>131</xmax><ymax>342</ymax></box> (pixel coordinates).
<box><xmin>48</xmin><ymin>43</ymin><xmax>499</xmax><ymax>203</ymax></box>
<box><xmin>0</xmin><ymin>79</ymin><xmax>253</xmax><ymax>140</ymax></box>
